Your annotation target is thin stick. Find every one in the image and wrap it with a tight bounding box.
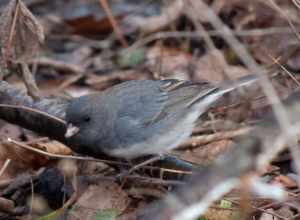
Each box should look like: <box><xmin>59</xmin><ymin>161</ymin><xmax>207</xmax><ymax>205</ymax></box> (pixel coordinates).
<box><xmin>7</xmin><ymin>0</ymin><xmax>20</xmax><ymax>56</ymax></box>
<box><xmin>98</xmin><ymin>0</ymin><xmax>128</xmax><ymax>47</ymax></box>
<box><xmin>20</xmin><ymin>62</ymin><xmax>41</xmax><ymax>101</ymax></box>
<box><xmin>267</xmin><ymin>0</ymin><xmax>300</xmax><ymax>41</ymax></box>
<box><xmin>292</xmin><ymin>0</ymin><xmax>300</xmax><ymax>10</ymax></box>
<box><xmin>266</xmin><ymin>52</ymin><xmax>300</xmax><ymax>87</ymax></box>
<box><xmin>128</xmin><ymin>27</ymin><xmax>297</xmax><ymax>52</ymax></box>
<box><xmin>6</xmin><ymin>138</ymin><xmax>192</xmax><ymax>174</ymax></box>
<box><xmin>6</xmin><ymin>138</ymin><xmax>127</xmax><ymax>166</ymax></box>
<box><xmin>179</xmin><ymin>127</ymin><xmax>252</xmax><ymax>149</ymax></box>
<box><xmin>185</xmin><ymin>0</ymin><xmax>292</xmax><ymax>156</ymax></box>
<box><xmin>0</xmin><ymin>159</ymin><xmax>11</xmax><ymax>177</ymax></box>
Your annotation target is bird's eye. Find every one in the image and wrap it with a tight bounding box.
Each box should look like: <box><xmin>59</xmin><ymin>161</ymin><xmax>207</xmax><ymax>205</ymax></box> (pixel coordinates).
<box><xmin>83</xmin><ymin>115</ymin><xmax>91</xmax><ymax>122</ymax></box>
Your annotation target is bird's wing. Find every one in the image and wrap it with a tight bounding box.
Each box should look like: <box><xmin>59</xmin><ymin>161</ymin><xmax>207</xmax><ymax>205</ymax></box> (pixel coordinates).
<box><xmin>109</xmin><ymin>80</ymin><xmax>169</xmax><ymax>123</ymax></box>
<box><xmin>114</xmin><ymin>74</ymin><xmax>258</xmax><ymax>135</ymax></box>
<box><xmin>111</xmin><ymin>79</ymin><xmax>217</xmax><ymax>125</ymax></box>
<box><xmin>146</xmin><ymin>79</ymin><xmax>218</xmax><ymax>125</ymax></box>
<box><xmin>112</xmin><ymin>80</ymin><xmax>218</xmax><ymax>145</ymax></box>
<box><xmin>111</xmin><ymin>76</ymin><xmax>258</xmax><ymax>157</ymax></box>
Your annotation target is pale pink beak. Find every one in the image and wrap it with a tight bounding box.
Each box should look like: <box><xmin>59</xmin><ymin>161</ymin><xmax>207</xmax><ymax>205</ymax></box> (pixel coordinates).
<box><xmin>65</xmin><ymin>123</ymin><xmax>80</xmax><ymax>138</ymax></box>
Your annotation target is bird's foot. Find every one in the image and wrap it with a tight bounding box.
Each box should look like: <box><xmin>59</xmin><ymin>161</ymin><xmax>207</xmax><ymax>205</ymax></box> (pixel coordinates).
<box><xmin>128</xmin><ymin>154</ymin><xmax>165</xmax><ymax>174</ymax></box>
<box><xmin>115</xmin><ymin>155</ymin><xmax>165</xmax><ymax>183</ymax></box>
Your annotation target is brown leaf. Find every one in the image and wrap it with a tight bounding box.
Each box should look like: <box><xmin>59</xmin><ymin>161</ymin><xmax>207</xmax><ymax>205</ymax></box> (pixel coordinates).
<box><xmin>204</xmin><ymin>207</ymin><xmax>240</xmax><ymax>220</ymax></box>
<box><xmin>193</xmin><ymin>49</ymin><xmax>250</xmax><ymax>83</ymax></box>
<box><xmin>146</xmin><ymin>45</ymin><xmax>192</xmax><ymax>80</ymax></box>
<box><xmin>178</xmin><ymin>139</ymin><xmax>233</xmax><ymax>165</ymax></box>
<box><xmin>69</xmin><ymin>182</ymin><xmax>130</xmax><ymax>220</ymax></box>
<box><xmin>13</xmin><ymin>0</ymin><xmax>44</xmax><ymax>62</ymax></box>
<box><xmin>0</xmin><ymin>0</ymin><xmax>44</xmax><ymax>66</ymax></box>
<box><xmin>0</xmin><ymin>141</ymin><xmax>49</xmax><ymax>179</ymax></box>
<box><xmin>33</xmin><ymin>140</ymin><xmax>72</xmax><ymax>156</ymax></box>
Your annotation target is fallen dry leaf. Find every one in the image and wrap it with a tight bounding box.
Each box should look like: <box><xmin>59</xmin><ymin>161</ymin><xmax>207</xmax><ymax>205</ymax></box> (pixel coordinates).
<box><xmin>33</xmin><ymin>140</ymin><xmax>72</xmax><ymax>156</ymax></box>
<box><xmin>0</xmin><ymin>0</ymin><xmax>44</xmax><ymax>65</ymax></box>
<box><xmin>204</xmin><ymin>207</ymin><xmax>240</xmax><ymax>220</ymax></box>
<box><xmin>178</xmin><ymin>139</ymin><xmax>233</xmax><ymax>165</ymax></box>
<box><xmin>145</xmin><ymin>45</ymin><xmax>192</xmax><ymax>80</ymax></box>
<box><xmin>68</xmin><ymin>181</ymin><xmax>130</xmax><ymax>220</ymax></box>
<box><xmin>0</xmin><ymin>141</ymin><xmax>48</xmax><ymax>179</ymax></box>
<box><xmin>193</xmin><ymin>49</ymin><xmax>250</xmax><ymax>83</ymax></box>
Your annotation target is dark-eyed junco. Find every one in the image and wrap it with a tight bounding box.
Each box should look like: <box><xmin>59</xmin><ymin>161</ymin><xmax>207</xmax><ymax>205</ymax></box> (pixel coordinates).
<box><xmin>65</xmin><ymin>76</ymin><xmax>257</xmax><ymax>159</ymax></box>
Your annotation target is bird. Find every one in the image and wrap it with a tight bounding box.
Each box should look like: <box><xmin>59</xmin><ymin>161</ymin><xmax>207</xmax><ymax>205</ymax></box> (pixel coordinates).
<box><xmin>64</xmin><ymin>75</ymin><xmax>257</xmax><ymax>160</ymax></box>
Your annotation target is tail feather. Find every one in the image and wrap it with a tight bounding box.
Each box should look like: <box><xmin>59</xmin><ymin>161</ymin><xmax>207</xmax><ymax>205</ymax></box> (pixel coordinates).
<box><xmin>187</xmin><ymin>74</ymin><xmax>258</xmax><ymax>108</ymax></box>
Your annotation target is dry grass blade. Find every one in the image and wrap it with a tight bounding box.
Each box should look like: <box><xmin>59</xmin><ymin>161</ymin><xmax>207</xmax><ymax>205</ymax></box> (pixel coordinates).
<box><xmin>0</xmin><ymin>159</ymin><xmax>11</xmax><ymax>178</ymax></box>
<box><xmin>98</xmin><ymin>0</ymin><xmax>128</xmax><ymax>47</ymax></box>
<box><xmin>20</xmin><ymin>62</ymin><xmax>40</xmax><ymax>100</ymax></box>
<box><xmin>266</xmin><ymin>52</ymin><xmax>300</xmax><ymax>87</ymax></box>
<box><xmin>0</xmin><ymin>104</ymin><xmax>66</xmax><ymax>125</ymax></box>
<box><xmin>5</xmin><ymin>138</ymin><xmax>129</xmax><ymax>167</ymax></box>
<box><xmin>267</xmin><ymin>0</ymin><xmax>300</xmax><ymax>42</ymax></box>
<box><xmin>292</xmin><ymin>0</ymin><xmax>300</xmax><ymax>10</ymax></box>
<box><xmin>179</xmin><ymin>127</ymin><xmax>251</xmax><ymax>149</ymax></box>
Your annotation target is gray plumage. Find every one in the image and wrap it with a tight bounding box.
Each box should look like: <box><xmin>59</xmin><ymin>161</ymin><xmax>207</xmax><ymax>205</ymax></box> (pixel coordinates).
<box><xmin>65</xmin><ymin>76</ymin><xmax>257</xmax><ymax>159</ymax></box>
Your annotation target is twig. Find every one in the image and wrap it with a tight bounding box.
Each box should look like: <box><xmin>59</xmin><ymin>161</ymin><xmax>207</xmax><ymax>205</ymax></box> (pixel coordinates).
<box><xmin>185</xmin><ymin>0</ymin><xmax>293</xmax><ymax>169</ymax></box>
<box><xmin>85</xmin><ymin>174</ymin><xmax>184</xmax><ymax>186</ymax></box>
<box><xmin>267</xmin><ymin>0</ymin><xmax>300</xmax><ymax>41</ymax></box>
<box><xmin>19</xmin><ymin>62</ymin><xmax>41</xmax><ymax>101</ymax></box>
<box><xmin>262</xmin><ymin>0</ymin><xmax>300</xmax><ymax>175</ymax></box>
<box><xmin>0</xmin><ymin>159</ymin><xmax>11</xmax><ymax>178</ymax></box>
<box><xmin>56</xmin><ymin>73</ymin><xmax>84</xmax><ymax>93</ymax></box>
<box><xmin>174</xmin><ymin>174</ymin><xmax>286</xmax><ymax>220</ymax></box>
<box><xmin>5</xmin><ymin>1</ymin><xmax>41</xmax><ymax>101</ymax></box>
<box><xmin>5</xmin><ymin>138</ymin><xmax>192</xmax><ymax>174</ymax></box>
<box><xmin>292</xmin><ymin>0</ymin><xmax>300</xmax><ymax>10</ymax></box>
<box><xmin>178</xmin><ymin>127</ymin><xmax>252</xmax><ymax>149</ymax></box>
<box><xmin>184</xmin><ymin>3</ymin><xmax>215</xmax><ymax>51</ymax></box>
<box><xmin>6</xmin><ymin>0</ymin><xmax>20</xmax><ymax>65</ymax></box>
<box><xmin>128</xmin><ymin>27</ymin><xmax>298</xmax><ymax>52</ymax></box>
<box><xmin>6</xmin><ymin>138</ymin><xmax>128</xmax><ymax>166</ymax></box>
<box><xmin>29</xmin><ymin>57</ymin><xmax>84</xmax><ymax>74</ymax></box>
<box><xmin>173</xmin><ymin>179</ymin><xmax>240</xmax><ymax>220</ymax></box>
<box><xmin>141</xmin><ymin>2</ymin><xmax>300</xmax><ymax>219</ymax></box>
<box><xmin>98</xmin><ymin>0</ymin><xmax>128</xmax><ymax>47</ymax></box>
<box><xmin>266</xmin><ymin>52</ymin><xmax>300</xmax><ymax>87</ymax></box>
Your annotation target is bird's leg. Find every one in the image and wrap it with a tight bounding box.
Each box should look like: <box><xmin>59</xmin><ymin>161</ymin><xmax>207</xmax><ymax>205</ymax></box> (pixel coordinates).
<box><xmin>116</xmin><ymin>154</ymin><xmax>165</xmax><ymax>182</ymax></box>
<box><xmin>127</xmin><ymin>154</ymin><xmax>165</xmax><ymax>175</ymax></box>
